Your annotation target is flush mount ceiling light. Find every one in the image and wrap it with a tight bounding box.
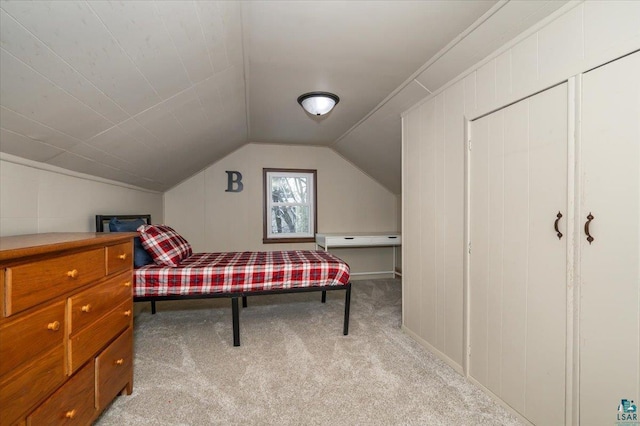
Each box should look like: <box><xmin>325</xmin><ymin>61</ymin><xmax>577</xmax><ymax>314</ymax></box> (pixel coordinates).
<box><xmin>297</xmin><ymin>92</ymin><xmax>340</xmax><ymax>116</ymax></box>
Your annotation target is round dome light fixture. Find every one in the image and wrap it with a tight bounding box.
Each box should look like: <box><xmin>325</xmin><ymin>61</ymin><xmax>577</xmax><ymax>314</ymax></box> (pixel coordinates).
<box><xmin>297</xmin><ymin>91</ymin><xmax>340</xmax><ymax>116</ymax></box>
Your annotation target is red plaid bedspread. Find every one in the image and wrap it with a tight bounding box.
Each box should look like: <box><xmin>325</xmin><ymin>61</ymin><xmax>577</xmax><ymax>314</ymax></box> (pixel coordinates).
<box><xmin>133</xmin><ymin>250</ymin><xmax>350</xmax><ymax>297</ymax></box>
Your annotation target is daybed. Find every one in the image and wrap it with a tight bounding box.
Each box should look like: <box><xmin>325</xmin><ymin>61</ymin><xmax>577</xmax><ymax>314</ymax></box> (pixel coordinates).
<box><xmin>95</xmin><ymin>215</ymin><xmax>351</xmax><ymax>346</ymax></box>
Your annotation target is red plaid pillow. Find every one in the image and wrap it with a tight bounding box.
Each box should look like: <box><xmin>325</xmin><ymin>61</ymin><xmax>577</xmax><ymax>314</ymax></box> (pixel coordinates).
<box><xmin>137</xmin><ymin>224</ymin><xmax>192</xmax><ymax>267</ymax></box>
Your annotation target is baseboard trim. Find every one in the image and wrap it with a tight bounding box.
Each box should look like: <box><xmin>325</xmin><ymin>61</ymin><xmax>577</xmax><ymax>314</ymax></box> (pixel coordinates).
<box><xmin>400</xmin><ymin>325</ymin><xmax>463</xmax><ymax>375</ymax></box>
<box><xmin>401</xmin><ymin>323</ymin><xmax>536</xmax><ymax>425</ymax></box>
<box><xmin>466</xmin><ymin>376</ymin><xmax>535</xmax><ymax>426</ymax></box>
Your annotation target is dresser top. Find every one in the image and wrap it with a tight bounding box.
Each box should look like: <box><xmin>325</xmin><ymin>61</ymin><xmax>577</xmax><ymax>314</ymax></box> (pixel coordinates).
<box><xmin>0</xmin><ymin>232</ymin><xmax>135</xmax><ymax>262</ymax></box>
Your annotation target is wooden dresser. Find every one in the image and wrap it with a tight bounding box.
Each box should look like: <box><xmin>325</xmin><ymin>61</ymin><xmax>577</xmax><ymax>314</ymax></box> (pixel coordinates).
<box><xmin>0</xmin><ymin>233</ymin><xmax>135</xmax><ymax>425</ymax></box>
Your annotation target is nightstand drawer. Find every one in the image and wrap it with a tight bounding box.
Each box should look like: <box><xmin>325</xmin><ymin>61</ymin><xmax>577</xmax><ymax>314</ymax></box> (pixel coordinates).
<box><xmin>106</xmin><ymin>242</ymin><xmax>133</xmax><ymax>276</ymax></box>
<box><xmin>68</xmin><ymin>272</ymin><xmax>131</xmax><ymax>335</ymax></box>
<box><xmin>4</xmin><ymin>249</ymin><xmax>105</xmax><ymax>316</ymax></box>
<box><xmin>363</xmin><ymin>235</ymin><xmax>402</xmax><ymax>245</ymax></box>
<box><xmin>0</xmin><ymin>346</ymin><xmax>66</xmax><ymax>426</ymax></box>
<box><xmin>27</xmin><ymin>361</ymin><xmax>96</xmax><ymax>425</ymax></box>
<box><xmin>68</xmin><ymin>299</ymin><xmax>132</xmax><ymax>374</ymax></box>
<box><xmin>0</xmin><ymin>300</ymin><xmax>65</xmax><ymax>378</ymax></box>
<box><xmin>96</xmin><ymin>328</ymin><xmax>133</xmax><ymax>409</ymax></box>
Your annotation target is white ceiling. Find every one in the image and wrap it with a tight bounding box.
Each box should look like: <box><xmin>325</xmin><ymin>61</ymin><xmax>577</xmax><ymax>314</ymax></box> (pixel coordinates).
<box><xmin>0</xmin><ymin>1</ymin><xmax>567</xmax><ymax>193</ymax></box>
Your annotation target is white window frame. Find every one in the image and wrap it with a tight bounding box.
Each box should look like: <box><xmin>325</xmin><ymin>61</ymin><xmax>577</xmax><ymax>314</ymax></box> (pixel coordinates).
<box><xmin>263</xmin><ymin>168</ymin><xmax>317</xmax><ymax>243</ymax></box>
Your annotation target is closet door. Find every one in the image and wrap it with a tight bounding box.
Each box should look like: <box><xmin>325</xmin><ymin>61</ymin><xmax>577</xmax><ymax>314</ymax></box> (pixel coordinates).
<box><xmin>579</xmin><ymin>51</ymin><xmax>640</xmax><ymax>426</ymax></box>
<box><xmin>469</xmin><ymin>83</ymin><xmax>568</xmax><ymax>425</ymax></box>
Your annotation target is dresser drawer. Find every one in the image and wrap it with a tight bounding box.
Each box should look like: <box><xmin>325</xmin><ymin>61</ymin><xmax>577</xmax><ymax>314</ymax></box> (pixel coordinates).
<box><xmin>0</xmin><ymin>300</ymin><xmax>65</xmax><ymax>378</ymax></box>
<box><xmin>68</xmin><ymin>299</ymin><xmax>132</xmax><ymax>374</ymax></box>
<box><xmin>4</xmin><ymin>249</ymin><xmax>105</xmax><ymax>316</ymax></box>
<box><xmin>96</xmin><ymin>328</ymin><xmax>133</xmax><ymax>409</ymax></box>
<box><xmin>106</xmin><ymin>242</ymin><xmax>133</xmax><ymax>276</ymax></box>
<box><xmin>26</xmin><ymin>361</ymin><xmax>96</xmax><ymax>426</ymax></box>
<box><xmin>68</xmin><ymin>272</ymin><xmax>131</xmax><ymax>335</ymax></box>
<box><xmin>0</xmin><ymin>346</ymin><xmax>66</xmax><ymax>426</ymax></box>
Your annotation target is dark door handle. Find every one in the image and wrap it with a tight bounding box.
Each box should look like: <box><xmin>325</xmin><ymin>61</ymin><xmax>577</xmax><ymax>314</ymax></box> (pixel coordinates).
<box><xmin>585</xmin><ymin>213</ymin><xmax>594</xmax><ymax>244</ymax></box>
<box><xmin>554</xmin><ymin>211</ymin><xmax>563</xmax><ymax>240</ymax></box>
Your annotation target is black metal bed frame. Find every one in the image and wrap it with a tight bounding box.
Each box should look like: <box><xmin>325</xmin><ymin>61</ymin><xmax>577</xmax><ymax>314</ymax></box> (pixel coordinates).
<box><xmin>134</xmin><ymin>285</ymin><xmax>351</xmax><ymax>346</ymax></box>
<box><xmin>95</xmin><ymin>214</ymin><xmax>352</xmax><ymax>346</ymax></box>
<box><xmin>96</xmin><ymin>214</ymin><xmax>152</xmax><ymax>233</ymax></box>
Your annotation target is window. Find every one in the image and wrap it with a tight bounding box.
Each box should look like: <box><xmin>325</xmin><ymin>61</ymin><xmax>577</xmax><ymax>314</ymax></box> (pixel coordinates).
<box><xmin>263</xmin><ymin>168</ymin><xmax>317</xmax><ymax>243</ymax></box>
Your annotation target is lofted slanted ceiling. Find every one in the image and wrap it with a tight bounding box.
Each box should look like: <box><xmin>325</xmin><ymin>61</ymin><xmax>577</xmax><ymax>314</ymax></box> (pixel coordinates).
<box><xmin>0</xmin><ymin>1</ymin><xmax>567</xmax><ymax>194</ymax></box>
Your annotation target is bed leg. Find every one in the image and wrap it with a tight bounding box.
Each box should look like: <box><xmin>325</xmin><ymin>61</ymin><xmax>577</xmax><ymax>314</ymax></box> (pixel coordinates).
<box><xmin>151</xmin><ymin>301</ymin><xmax>156</xmax><ymax>315</ymax></box>
<box><xmin>242</xmin><ymin>296</ymin><xmax>248</xmax><ymax>308</ymax></box>
<box><xmin>321</xmin><ymin>290</ymin><xmax>326</xmax><ymax>303</ymax></box>
<box><xmin>343</xmin><ymin>284</ymin><xmax>351</xmax><ymax>335</ymax></box>
<box><xmin>232</xmin><ymin>297</ymin><xmax>240</xmax><ymax>347</ymax></box>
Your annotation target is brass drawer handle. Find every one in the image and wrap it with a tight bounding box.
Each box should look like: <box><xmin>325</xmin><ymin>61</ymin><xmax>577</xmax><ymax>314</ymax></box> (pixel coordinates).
<box><xmin>115</xmin><ymin>358</ymin><xmax>125</xmax><ymax>366</ymax></box>
<box><xmin>81</xmin><ymin>304</ymin><xmax>91</xmax><ymax>313</ymax></box>
<box><xmin>67</xmin><ymin>269</ymin><xmax>79</xmax><ymax>278</ymax></box>
<box><xmin>65</xmin><ymin>409</ymin><xmax>77</xmax><ymax>419</ymax></box>
<box><xmin>47</xmin><ymin>321</ymin><xmax>61</xmax><ymax>331</ymax></box>
<box><xmin>124</xmin><ymin>310</ymin><xmax>132</xmax><ymax>317</ymax></box>
<box><xmin>124</xmin><ymin>281</ymin><xmax>131</xmax><ymax>287</ymax></box>
<box><xmin>118</xmin><ymin>253</ymin><xmax>127</xmax><ymax>260</ymax></box>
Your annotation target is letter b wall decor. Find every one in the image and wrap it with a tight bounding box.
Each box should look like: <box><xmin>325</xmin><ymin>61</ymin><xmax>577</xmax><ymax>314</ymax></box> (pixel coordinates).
<box><xmin>225</xmin><ymin>171</ymin><xmax>243</xmax><ymax>192</ymax></box>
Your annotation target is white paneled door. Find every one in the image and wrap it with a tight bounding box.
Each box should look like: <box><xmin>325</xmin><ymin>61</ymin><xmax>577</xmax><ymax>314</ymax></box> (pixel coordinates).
<box><xmin>469</xmin><ymin>83</ymin><xmax>568</xmax><ymax>425</ymax></box>
<box><xmin>579</xmin><ymin>51</ymin><xmax>640</xmax><ymax>426</ymax></box>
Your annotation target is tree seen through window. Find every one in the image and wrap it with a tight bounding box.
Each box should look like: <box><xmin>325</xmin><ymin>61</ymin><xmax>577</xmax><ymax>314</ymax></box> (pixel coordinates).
<box><xmin>263</xmin><ymin>169</ymin><xmax>317</xmax><ymax>243</ymax></box>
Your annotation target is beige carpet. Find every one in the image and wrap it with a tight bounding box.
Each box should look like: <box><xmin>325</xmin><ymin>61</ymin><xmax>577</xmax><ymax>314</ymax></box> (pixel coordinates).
<box><xmin>95</xmin><ymin>279</ymin><xmax>522</xmax><ymax>425</ymax></box>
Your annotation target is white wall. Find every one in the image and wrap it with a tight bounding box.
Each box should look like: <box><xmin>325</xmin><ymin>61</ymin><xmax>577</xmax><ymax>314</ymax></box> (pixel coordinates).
<box><xmin>447</xmin><ymin>0</ymin><xmax>640</xmax><ymax>121</ymax></box>
<box><xmin>402</xmin><ymin>0</ymin><xmax>640</xmax><ymax>371</ymax></box>
<box><xmin>165</xmin><ymin>143</ymin><xmax>399</xmax><ymax>276</ymax></box>
<box><xmin>0</xmin><ymin>155</ymin><xmax>163</xmax><ymax>236</ymax></box>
